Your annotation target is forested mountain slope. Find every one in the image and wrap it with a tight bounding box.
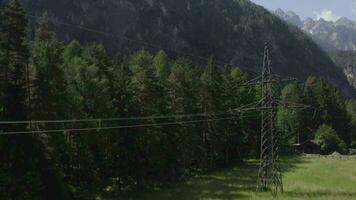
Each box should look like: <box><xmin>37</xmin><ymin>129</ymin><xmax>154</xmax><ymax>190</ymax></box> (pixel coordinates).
<box><xmin>17</xmin><ymin>0</ymin><xmax>355</xmax><ymax>96</ymax></box>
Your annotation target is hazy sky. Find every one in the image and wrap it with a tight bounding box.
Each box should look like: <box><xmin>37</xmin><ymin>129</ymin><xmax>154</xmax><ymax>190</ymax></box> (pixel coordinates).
<box><xmin>249</xmin><ymin>0</ymin><xmax>356</xmax><ymax>22</ymax></box>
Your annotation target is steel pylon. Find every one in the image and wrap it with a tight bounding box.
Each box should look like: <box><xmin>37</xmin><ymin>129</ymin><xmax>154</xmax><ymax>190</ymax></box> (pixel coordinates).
<box><xmin>256</xmin><ymin>45</ymin><xmax>283</xmax><ymax>196</ymax></box>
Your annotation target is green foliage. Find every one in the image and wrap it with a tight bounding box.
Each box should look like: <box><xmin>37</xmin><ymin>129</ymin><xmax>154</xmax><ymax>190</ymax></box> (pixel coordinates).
<box><xmin>346</xmin><ymin>100</ymin><xmax>356</xmax><ymax>143</ymax></box>
<box><xmin>0</xmin><ymin>0</ymin><xmax>29</xmax><ymax>121</ymax></box>
<box><xmin>0</xmin><ymin>3</ymin><xmax>355</xmax><ymax>197</ymax></box>
<box><xmin>315</xmin><ymin>124</ymin><xmax>347</xmax><ymax>154</ymax></box>
<box><xmin>303</xmin><ymin>77</ymin><xmax>350</xmax><ymax>144</ymax></box>
<box><xmin>277</xmin><ymin>83</ymin><xmax>303</xmax><ymax>151</ymax></box>
<box><xmin>63</xmin><ymin>40</ymin><xmax>82</xmax><ymax>64</ymax></box>
<box><xmin>32</xmin><ymin>13</ymin><xmax>66</xmax><ymax>119</ymax></box>
<box><xmin>153</xmin><ymin>50</ymin><xmax>170</xmax><ymax>82</ymax></box>
<box><xmin>0</xmin><ymin>1</ymin><xmax>43</xmax><ymax>199</ymax></box>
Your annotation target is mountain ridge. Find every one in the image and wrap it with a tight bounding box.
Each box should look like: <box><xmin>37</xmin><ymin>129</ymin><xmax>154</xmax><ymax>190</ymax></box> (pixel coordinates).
<box><xmin>11</xmin><ymin>0</ymin><xmax>355</xmax><ymax>96</ymax></box>
<box><xmin>274</xmin><ymin>8</ymin><xmax>356</xmax><ymax>52</ymax></box>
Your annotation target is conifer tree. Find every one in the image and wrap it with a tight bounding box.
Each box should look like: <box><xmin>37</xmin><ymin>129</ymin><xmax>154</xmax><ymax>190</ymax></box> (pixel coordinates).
<box><xmin>32</xmin><ymin>13</ymin><xmax>66</xmax><ymax>120</ymax></box>
<box><xmin>0</xmin><ymin>0</ymin><xmax>30</xmax><ymax>123</ymax></box>
<box><xmin>199</xmin><ymin>57</ymin><xmax>223</xmax><ymax>168</ymax></box>
<box><xmin>0</xmin><ymin>0</ymin><xmax>44</xmax><ymax>199</ymax></box>
<box><xmin>31</xmin><ymin>13</ymin><xmax>72</xmax><ymax>200</ymax></box>
<box><xmin>277</xmin><ymin>83</ymin><xmax>304</xmax><ymax>150</ymax></box>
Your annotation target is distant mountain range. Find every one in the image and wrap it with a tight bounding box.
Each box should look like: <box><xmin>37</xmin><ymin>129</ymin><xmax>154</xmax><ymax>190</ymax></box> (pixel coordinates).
<box><xmin>274</xmin><ymin>8</ymin><xmax>356</xmax><ymax>52</ymax></box>
<box><xmin>274</xmin><ymin>8</ymin><xmax>356</xmax><ymax>90</ymax></box>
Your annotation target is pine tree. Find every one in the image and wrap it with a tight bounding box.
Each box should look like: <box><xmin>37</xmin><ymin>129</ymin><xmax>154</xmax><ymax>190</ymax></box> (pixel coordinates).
<box><xmin>31</xmin><ymin>13</ymin><xmax>72</xmax><ymax>200</ymax></box>
<box><xmin>129</xmin><ymin>50</ymin><xmax>168</xmax><ymax>186</ymax></box>
<box><xmin>0</xmin><ymin>0</ymin><xmax>30</xmax><ymax>123</ymax></box>
<box><xmin>62</xmin><ymin>43</ymin><xmax>116</xmax><ymax>190</ymax></box>
<box><xmin>0</xmin><ymin>0</ymin><xmax>45</xmax><ymax>199</ymax></box>
<box><xmin>198</xmin><ymin>57</ymin><xmax>223</xmax><ymax>168</ymax></box>
<box><xmin>220</xmin><ymin>67</ymin><xmax>251</xmax><ymax>163</ymax></box>
<box><xmin>0</xmin><ymin>0</ymin><xmax>30</xmax><ymax>164</ymax></box>
<box><xmin>153</xmin><ymin>50</ymin><xmax>170</xmax><ymax>82</ymax></box>
<box><xmin>346</xmin><ymin>100</ymin><xmax>356</xmax><ymax>147</ymax></box>
<box><xmin>108</xmin><ymin>56</ymin><xmax>134</xmax><ymax>189</ymax></box>
<box><xmin>277</xmin><ymin>83</ymin><xmax>304</xmax><ymax>150</ymax></box>
<box><xmin>32</xmin><ymin>13</ymin><xmax>66</xmax><ymax>120</ymax></box>
<box><xmin>62</xmin><ymin>40</ymin><xmax>83</xmax><ymax>118</ymax></box>
<box><xmin>167</xmin><ymin>58</ymin><xmax>200</xmax><ymax>174</ymax></box>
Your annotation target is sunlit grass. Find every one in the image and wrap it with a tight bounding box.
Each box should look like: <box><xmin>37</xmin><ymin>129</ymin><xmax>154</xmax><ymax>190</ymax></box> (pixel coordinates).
<box><xmin>118</xmin><ymin>156</ymin><xmax>356</xmax><ymax>200</ymax></box>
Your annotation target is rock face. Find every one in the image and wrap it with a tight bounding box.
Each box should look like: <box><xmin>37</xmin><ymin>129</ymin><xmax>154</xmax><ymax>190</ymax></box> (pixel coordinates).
<box><xmin>330</xmin><ymin>51</ymin><xmax>356</xmax><ymax>90</ymax></box>
<box><xmin>274</xmin><ymin>9</ymin><xmax>356</xmax><ymax>52</ymax></box>
<box><xmin>344</xmin><ymin>65</ymin><xmax>356</xmax><ymax>90</ymax></box>
<box><xmin>13</xmin><ymin>0</ymin><xmax>354</xmax><ymax>96</ymax></box>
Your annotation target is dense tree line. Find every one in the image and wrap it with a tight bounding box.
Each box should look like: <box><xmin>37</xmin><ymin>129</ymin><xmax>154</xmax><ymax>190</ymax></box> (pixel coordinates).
<box><xmin>0</xmin><ymin>1</ymin><xmax>355</xmax><ymax>199</ymax></box>
<box><xmin>277</xmin><ymin>78</ymin><xmax>356</xmax><ymax>152</ymax></box>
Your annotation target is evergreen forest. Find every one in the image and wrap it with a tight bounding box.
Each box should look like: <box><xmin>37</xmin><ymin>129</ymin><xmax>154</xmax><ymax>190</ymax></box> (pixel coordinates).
<box><xmin>0</xmin><ymin>1</ymin><xmax>356</xmax><ymax>199</ymax></box>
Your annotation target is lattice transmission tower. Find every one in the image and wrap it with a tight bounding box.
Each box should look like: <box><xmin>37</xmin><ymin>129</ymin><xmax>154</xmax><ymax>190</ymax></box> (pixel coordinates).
<box><xmin>237</xmin><ymin>44</ymin><xmax>311</xmax><ymax>196</ymax></box>
<box><xmin>256</xmin><ymin>45</ymin><xmax>283</xmax><ymax>195</ymax></box>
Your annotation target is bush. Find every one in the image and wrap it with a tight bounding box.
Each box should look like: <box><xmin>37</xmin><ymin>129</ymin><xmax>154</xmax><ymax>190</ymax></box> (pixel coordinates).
<box><xmin>315</xmin><ymin>124</ymin><xmax>347</xmax><ymax>154</ymax></box>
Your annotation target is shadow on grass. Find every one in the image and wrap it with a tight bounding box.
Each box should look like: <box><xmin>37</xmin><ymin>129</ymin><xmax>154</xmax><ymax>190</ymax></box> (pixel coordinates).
<box><xmin>285</xmin><ymin>190</ymin><xmax>356</xmax><ymax>198</ymax></box>
<box><xmin>119</xmin><ymin>156</ymin><xmax>307</xmax><ymax>200</ymax></box>
<box><xmin>280</xmin><ymin>156</ymin><xmax>311</xmax><ymax>173</ymax></box>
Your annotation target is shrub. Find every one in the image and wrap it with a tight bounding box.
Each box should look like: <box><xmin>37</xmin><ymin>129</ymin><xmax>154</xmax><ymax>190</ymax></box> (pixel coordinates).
<box><xmin>315</xmin><ymin>124</ymin><xmax>347</xmax><ymax>154</ymax></box>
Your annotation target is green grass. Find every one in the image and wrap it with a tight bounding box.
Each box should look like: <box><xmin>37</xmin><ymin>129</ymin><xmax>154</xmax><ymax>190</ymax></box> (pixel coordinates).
<box><xmin>118</xmin><ymin>156</ymin><xmax>356</xmax><ymax>200</ymax></box>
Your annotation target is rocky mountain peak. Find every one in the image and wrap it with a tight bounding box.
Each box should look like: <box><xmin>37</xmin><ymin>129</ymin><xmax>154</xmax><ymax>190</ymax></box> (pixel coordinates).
<box><xmin>303</xmin><ymin>18</ymin><xmax>316</xmax><ymax>29</ymax></box>
<box><xmin>275</xmin><ymin>8</ymin><xmax>285</xmax><ymax>16</ymax></box>
<box><xmin>274</xmin><ymin>8</ymin><xmax>356</xmax><ymax>52</ymax></box>
<box><xmin>337</xmin><ymin>17</ymin><xmax>353</xmax><ymax>24</ymax></box>
<box><xmin>274</xmin><ymin>8</ymin><xmax>302</xmax><ymax>27</ymax></box>
<box><xmin>336</xmin><ymin>17</ymin><xmax>355</xmax><ymax>28</ymax></box>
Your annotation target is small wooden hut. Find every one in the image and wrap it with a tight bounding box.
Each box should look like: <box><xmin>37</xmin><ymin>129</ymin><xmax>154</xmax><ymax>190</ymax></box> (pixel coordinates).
<box><xmin>293</xmin><ymin>140</ymin><xmax>321</xmax><ymax>154</ymax></box>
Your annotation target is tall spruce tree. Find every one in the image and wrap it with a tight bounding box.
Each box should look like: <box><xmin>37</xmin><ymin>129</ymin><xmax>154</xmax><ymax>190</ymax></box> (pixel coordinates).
<box><xmin>31</xmin><ymin>13</ymin><xmax>72</xmax><ymax>200</ymax></box>
<box><xmin>32</xmin><ymin>13</ymin><xmax>66</xmax><ymax>120</ymax></box>
<box><xmin>199</xmin><ymin>57</ymin><xmax>223</xmax><ymax>168</ymax></box>
<box><xmin>346</xmin><ymin>100</ymin><xmax>356</xmax><ymax>147</ymax></box>
<box><xmin>167</xmin><ymin>58</ymin><xmax>199</xmax><ymax>175</ymax></box>
<box><xmin>0</xmin><ymin>0</ymin><xmax>30</xmax><ymax>124</ymax></box>
<box><xmin>277</xmin><ymin>83</ymin><xmax>304</xmax><ymax>150</ymax></box>
<box><xmin>0</xmin><ymin>0</ymin><xmax>45</xmax><ymax>199</ymax></box>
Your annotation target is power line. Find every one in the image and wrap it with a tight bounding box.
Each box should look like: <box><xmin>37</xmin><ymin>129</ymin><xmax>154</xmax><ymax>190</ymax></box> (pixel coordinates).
<box><xmin>0</xmin><ymin>111</ymin><xmax>264</xmax><ymax>136</ymax></box>
<box><xmin>0</xmin><ymin>111</ymin><xmax>236</xmax><ymax>125</ymax></box>
<box><xmin>0</xmin><ymin>100</ymin><xmax>269</xmax><ymax>126</ymax></box>
<box><xmin>0</xmin><ymin>116</ymin><xmax>238</xmax><ymax>135</ymax></box>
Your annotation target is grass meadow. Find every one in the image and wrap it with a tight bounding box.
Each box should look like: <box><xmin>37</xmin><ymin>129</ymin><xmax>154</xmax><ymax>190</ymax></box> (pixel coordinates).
<box><xmin>120</xmin><ymin>156</ymin><xmax>356</xmax><ymax>200</ymax></box>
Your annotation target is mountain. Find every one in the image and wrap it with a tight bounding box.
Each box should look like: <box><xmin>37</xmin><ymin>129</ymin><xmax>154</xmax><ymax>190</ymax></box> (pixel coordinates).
<box><xmin>274</xmin><ymin>8</ymin><xmax>356</xmax><ymax>90</ymax></box>
<box><xmin>330</xmin><ymin>51</ymin><xmax>356</xmax><ymax>89</ymax></box>
<box><xmin>274</xmin><ymin>9</ymin><xmax>356</xmax><ymax>52</ymax></box>
<box><xmin>13</xmin><ymin>0</ymin><xmax>354</xmax><ymax>96</ymax></box>
<box><xmin>275</xmin><ymin>8</ymin><xmax>302</xmax><ymax>27</ymax></box>
<box><xmin>302</xmin><ymin>17</ymin><xmax>356</xmax><ymax>51</ymax></box>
